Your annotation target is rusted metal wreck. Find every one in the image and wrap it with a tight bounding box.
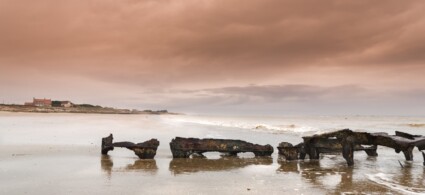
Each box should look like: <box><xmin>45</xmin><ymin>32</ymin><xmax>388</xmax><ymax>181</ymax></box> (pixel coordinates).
<box><xmin>277</xmin><ymin>129</ymin><xmax>425</xmax><ymax>166</ymax></box>
<box><xmin>101</xmin><ymin>134</ymin><xmax>159</xmax><ymax>159</ymax></box>
<box><xmin>169</xmin><ymin>137</ymin><xmax>274</xmax><ymax>158</ymax></box>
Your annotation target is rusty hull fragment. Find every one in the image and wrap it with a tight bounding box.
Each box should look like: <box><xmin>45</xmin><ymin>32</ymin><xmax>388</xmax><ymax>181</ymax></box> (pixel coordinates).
<box><xmin>278</xmin><ymin>129</ymin><xmax>425</xmax><ymax>166</ymax></box>
<box><xmin>169</xmin><ymin>137</ymin><xmax>273</xmax><ymax>158</ymax></box>
<box><xmin>101</xmin><ymin>134</ymin><xmax>160</xmax><ymax>159</ymax></box>
<box><xmin>277</xmin><ymin>142</ymin><xmax>306</xmax><ymax>161</ymax></box>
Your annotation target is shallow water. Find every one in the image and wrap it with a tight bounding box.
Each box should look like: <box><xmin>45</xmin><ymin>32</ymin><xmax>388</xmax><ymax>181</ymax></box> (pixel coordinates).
<box><xmin>0</xmin><ymin>113</ymin><xmax>424</xmax><ymax>194</ymax></box>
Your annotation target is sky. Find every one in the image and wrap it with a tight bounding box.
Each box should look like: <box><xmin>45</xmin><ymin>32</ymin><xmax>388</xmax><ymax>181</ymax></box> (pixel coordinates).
<box><xmin>1</xmin><ymin>0</ymin><xmax>425</xmax><ymax>115</ymax></box>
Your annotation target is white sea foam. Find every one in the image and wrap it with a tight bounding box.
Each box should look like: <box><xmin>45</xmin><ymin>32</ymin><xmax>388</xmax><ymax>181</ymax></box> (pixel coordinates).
<box><xmin>165</xmin><ymin>114</ymin><xmax>425</xmax><ymax>137</ymax></box>
<box><xmin>164</xmin><ymin>115</ymin><xmax>332</xmax><ymax>136</ymax></box>
<box><xmin>367</xmin><ymin>173</ymin><xmax>425</xmax><ymax>194</ymax></box>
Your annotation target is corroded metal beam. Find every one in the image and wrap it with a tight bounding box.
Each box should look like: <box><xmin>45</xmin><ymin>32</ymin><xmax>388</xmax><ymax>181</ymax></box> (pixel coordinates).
<box><xmin>278</xmin><ymin>141</ymin><xmax>378</xmax><ymax>161</ymax></box>
<box><xmin>169</xmin><ymin>137</ymin><xmax>273</xmax><ymax>158</ymax></box>
<box><xmin>101</xmin><ymin>134</ymin><xmax>160</xmax><ymax>159</ymax></box>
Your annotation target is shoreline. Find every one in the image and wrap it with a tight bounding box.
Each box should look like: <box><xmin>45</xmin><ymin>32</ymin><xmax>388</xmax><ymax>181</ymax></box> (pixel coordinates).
<box><xmin>0</xmin><ymin>104</ymin><xmax>180</xmax><ymax>115</ymax></box>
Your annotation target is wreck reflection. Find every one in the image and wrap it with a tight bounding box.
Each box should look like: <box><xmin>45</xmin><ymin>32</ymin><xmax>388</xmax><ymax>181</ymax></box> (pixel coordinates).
<box><xmin>393</xmin><ymin>162</ymin><xmax>425</xmax><ymax>192</ymax></box>
<box><xmin>101</xmin><ymin>155</ymin><xmax>114</xmax><ymax>177</ymax></box>
<box><xmin>276</xmin><ymin>150</ymin><xmax>425</xmax><ymax>193</ymax></box>
<box><xmin>277</xmin><ymin>159</ymin><xmax>358</xmax><ymax>193</ymax></box>
<box><xmin>169</xmin><ymin>156</ymin><xmax>273</xmax><ymax>175</ymax></box>
<box><xmin>101</xmin><ymin>155</ymin><xmax>158</xmax><ymax>177</ymax></box>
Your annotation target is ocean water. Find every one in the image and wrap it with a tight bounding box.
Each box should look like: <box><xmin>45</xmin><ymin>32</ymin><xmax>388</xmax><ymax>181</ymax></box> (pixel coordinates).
<box><xmin>0</xmin><ymin>112</ymin><xmax>424</xmax><ymax>194</ymax></box>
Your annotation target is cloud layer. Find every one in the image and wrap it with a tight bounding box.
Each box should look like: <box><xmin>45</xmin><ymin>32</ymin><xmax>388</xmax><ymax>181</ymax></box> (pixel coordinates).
<box><xmin>1</xmin><ymin>0</ymin><xmax>424</xmax><ymax>115</ymax></box>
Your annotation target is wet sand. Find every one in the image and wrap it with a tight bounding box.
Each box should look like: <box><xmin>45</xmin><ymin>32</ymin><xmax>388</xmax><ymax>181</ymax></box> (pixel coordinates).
<box><xmin>0</xmin><ymin>113</ymin><xmax>425</xmax><ymax>194</ymax></box>
<box><xmin>2</xmin><ymin>144</ymin><xmax>425</xmax><ymax>194</ymax></box>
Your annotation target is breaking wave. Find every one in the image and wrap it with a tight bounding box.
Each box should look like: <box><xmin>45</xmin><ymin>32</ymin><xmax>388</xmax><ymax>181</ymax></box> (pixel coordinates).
<box><xmin>251</xmin><ymin>124</ymin><xmax>318</xmax><ymax>135</ymax></box>
<box><xmin>166</xmin><ymin>116</ymin><xmax>326</xmax><ymax>135</ymax></box>
<box><xmin>406</xmin><ymin>123</ymin><xmax>425</xmax><ymax>128</ymax></box>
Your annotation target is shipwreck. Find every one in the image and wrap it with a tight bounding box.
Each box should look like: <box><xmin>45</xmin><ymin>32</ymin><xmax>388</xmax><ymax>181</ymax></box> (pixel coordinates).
<box><xmin>101</xmin><ymin>134</ymin><xmax>160</xmax><ymax>159</ymax></box>
<box><xmin>169</xmin><ymin>137</ymin><xmax>274</xmax><ymax>158</ymax></box>
<box><xmin>277</xmin><ymin>129</ymin><xmax>425</xmax><ymax>166</ymax></box>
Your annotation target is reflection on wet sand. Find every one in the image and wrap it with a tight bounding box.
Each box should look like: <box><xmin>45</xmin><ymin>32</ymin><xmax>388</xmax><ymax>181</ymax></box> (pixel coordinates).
<box><xmin>101</xmin><ymin>155</ymin><xmax>114</xmax><ymax>176</ymax></box>
<box><xmin>101</xmin><ymin>155</ymin><xmax>158</xmax><ymax>177</ymax></box>
<box><xmin>277</xmin><ymin>155</ymin><xmax>425</xmax><ymax>194</ymax></box>
<box><xmin>276</xmin><ymin>159</ymin><xmax>384</xmax><ymax>194</ymax></box>
<box><xmin>388</xmin><ymin>162</ymin><xmax>425</xmax><ymax>193</ymax></box>
<box><xmin>169</xmin><ymin>157</ymin><xmax>272</xmax><ymax>175</ymax></box>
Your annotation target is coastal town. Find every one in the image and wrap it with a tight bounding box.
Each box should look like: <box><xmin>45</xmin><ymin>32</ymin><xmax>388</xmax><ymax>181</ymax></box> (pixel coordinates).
<box><xmin>24</xmin><ymin>98</ymin><xmax>73</xmax><ymax>108</ymax></box>
<box><xmin>0</xmin><ymin>97</ymin><xmax>171</xmax><ymax>115</ymax></box>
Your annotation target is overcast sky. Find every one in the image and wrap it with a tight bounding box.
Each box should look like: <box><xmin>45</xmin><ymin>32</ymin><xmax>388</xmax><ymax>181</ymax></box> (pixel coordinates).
<box><xmin>1</xmin><ymin>0</ymin><xmax>425</xmax><ymax>115</ymax></box>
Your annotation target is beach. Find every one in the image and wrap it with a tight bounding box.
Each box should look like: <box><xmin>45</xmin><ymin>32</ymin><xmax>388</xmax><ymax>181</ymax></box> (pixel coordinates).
<box><xmin>2</xmin><ymin>0</ymin><xmax>425</xmax><ymax>194</ymax></box>
<box><xmin>1</xmin><ymin>113</ymin><xmax>425</xmax><ymax>194</ymax></box>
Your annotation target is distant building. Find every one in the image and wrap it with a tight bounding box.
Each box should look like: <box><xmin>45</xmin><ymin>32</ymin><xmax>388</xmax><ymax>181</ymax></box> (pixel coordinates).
<box><xmin>25</xmin><ymin>98</ymin><xmax>52</xmax><ymax>107</ymax></box>
<box><xmin>60</xmin><ymin>101</ymin><xmax>73</xmax><ymax>108</ymax></box>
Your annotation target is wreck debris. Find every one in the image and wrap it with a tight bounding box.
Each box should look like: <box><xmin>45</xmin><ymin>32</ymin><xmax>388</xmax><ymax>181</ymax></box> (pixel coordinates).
<box><xmin>169</xmin><ymin>137</ymin><xmax>273</xmax><ymax>158</ymax></box>
<box><xmin>398</xmin><ymin>160</ymin><xmax>404</xmax><ymax>168</ymax></box>
<box><xmin>277</xmin><ymin>142</ymin><xmax>304</xmax><ymax>161</ymax></box>
<box><xmin>278</xmin><ymin>129</ymin><xmax>425</xmax><ymax>166</ymax></box>
<box><xmin>101</xmin><ymin>134</ymin><xmax>159</xmax><ymax>159</ymax></box>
